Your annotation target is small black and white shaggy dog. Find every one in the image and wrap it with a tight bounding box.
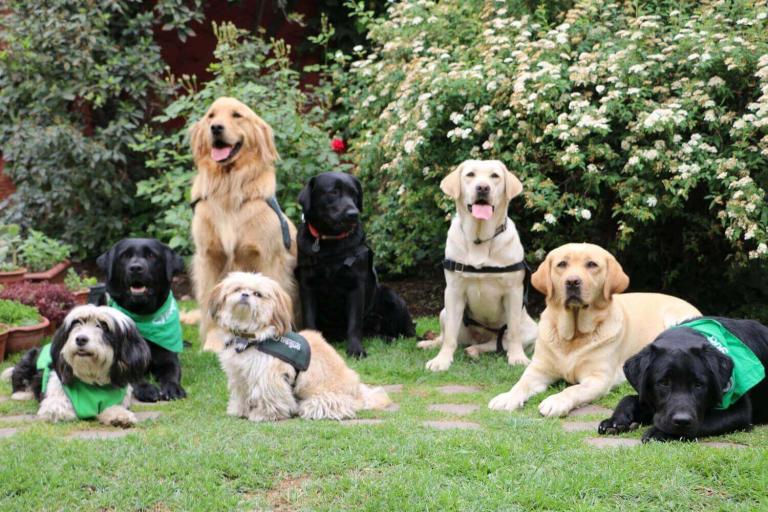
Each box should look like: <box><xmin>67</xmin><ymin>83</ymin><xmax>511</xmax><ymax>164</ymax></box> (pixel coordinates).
<box><xmin>296</xmin><ymin>172</ymin><xmax>415</xmax><ymax>358</ymax></box>
<box><xmin>599</xmin><ymin>316</ymin><xmax>768</xmax><ymax>442</ymax></box>
<box><xmin>97</xmin><ymin>238</ymin><xmax>187</xmax><ymax>401</ymax></box>
<box><xmin>1</xmin><ymin>305</ymin><xmax>150</xmax><ymax>426</ymax></box>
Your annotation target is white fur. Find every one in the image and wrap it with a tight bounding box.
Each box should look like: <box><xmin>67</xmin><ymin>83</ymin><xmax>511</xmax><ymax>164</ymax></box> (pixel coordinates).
<box><xmin>37</xmin><ymin>373</ymin><xmax>77</xmax><ymax>423</ymax></box>
<box><xmin>1</xmin><ymin>367</ymin><xmax>14</xmax><ymax>382</ymax></box>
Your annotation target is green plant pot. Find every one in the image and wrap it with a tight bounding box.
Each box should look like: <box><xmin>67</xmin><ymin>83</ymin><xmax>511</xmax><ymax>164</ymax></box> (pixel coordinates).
<box><xmin>24</xmin><ymin>261</ymin><xmax>71</xmax><ymax>284</ymax></box>
<box><xmin>6</xmin><ymin>316</ymin><xmax>50</xmax><ymax>354</ymax></box>
<box><xmin>0</xmin><ymin>268</ymin><xmax>27</xmax><ymax>287</ymax></box>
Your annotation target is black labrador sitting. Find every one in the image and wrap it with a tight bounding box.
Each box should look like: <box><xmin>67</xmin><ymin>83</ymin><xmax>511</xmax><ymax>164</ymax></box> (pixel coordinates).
<box><xmin>97</xmin><ymin>238</ymin><xmax>187</xmax><ymax>401</ymax></box>
<box><xmin>599</xmin><ymin>316</ymin><xmax>767</xmax><ymax>442</ymax></box>
<box><xmin>296</xmin><ymin>172</ymin><xmax>415</xmax><ymax>358</ymax></box>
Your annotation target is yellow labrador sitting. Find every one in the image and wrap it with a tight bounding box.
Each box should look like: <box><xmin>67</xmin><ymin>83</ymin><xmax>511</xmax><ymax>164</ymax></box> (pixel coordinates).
<box><xmin>488</xmin><ymin>243</ymin><xmax>701</xmax><ymax>416</ymax></box>
<box><xmin>417</xmin><ymin>160</ymin><xmax>538</xmax><ymax>371</ymax></box>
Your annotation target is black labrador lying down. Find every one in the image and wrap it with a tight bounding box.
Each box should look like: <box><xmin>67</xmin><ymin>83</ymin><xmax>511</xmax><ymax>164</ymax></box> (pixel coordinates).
<box><xmin>296</xmin><ymin>172</ymin><xmax>415</xmax><ymax>358</ymax></box>
<box><xmin>97</xmin><ymin>238</ymin><xmax>187</xmax><ymax>401</ymax></box>
<box><xmin>599</xmin><ymin>316</ymin><xmax>767</xmax><ymax>442</ymax></box>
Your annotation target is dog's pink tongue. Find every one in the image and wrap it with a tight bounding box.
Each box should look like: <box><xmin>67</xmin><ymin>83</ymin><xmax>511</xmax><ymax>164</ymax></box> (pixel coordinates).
<box><xmin>471</xmin><ymin>204</ymin><xmax>493</xmax><ymax>220</ymax></box>
<box><xmin>211</xmin><ymin>146</ymin><xmax>233</xmax><ymax>161</ymax></box>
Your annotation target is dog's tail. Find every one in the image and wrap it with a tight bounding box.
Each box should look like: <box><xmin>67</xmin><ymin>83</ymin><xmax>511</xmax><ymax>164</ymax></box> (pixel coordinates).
<box><xmin>0</xmin><ymin>366</ymin><xmax>13</xmax><ymax>382</ymax></box>
<box><xmin>180</xmin><ymin>308</ymin><xmax>201</xmax><ymax>325</ymax></box>
<box><xmin>359</xmin><ymin>384</ymin><xmax>392</xmax><ymax>410</ymax></box>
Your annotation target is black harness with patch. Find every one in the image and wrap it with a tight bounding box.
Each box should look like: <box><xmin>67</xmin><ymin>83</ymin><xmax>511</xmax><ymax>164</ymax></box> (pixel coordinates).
<box><xmin>226</xmin><ymin>332</ymin><xmax>311</xmax><ymax>387</ymax></box>
<box><xmin>191</xmin><ymin>195</ymin><xmax>292</xmax><ymax>251</ymax></box>
<box><xmin>442</xmin><ymin>258</ymin><xmax>531</xmax><ymax>355</ymax></box>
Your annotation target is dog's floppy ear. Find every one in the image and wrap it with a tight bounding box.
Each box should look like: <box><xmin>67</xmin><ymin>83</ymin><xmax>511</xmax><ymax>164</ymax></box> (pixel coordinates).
<box><xmin>188</xmin><ymin>119</ymin><xmax>208</xmax><ymax>163</ymax></box>
<box><xmin>440</xmin><ymin>162</ymin><xmax>465</xmax><ymax>200</ymax></box>
<box><xmin>108</xmin><ymin>313</ymin><xmax>151</xmax><ymax>387</ymax></box>
<box><xmin>298</xmin><ymin>176</ymin><xmax>315</xmax><ymax>214</ymax></box>
<box><xmin>603</xmin><ymin>253</ymin><xmax>630</xmax><ymax>301</ymax></box>
<box><xmin>251</xmin><ymin>114</ymin><xmax>279</xmax><ymax>166</ymax></box>
<box><xmin>162</xmin><ymin>244</ymin><xmax>185</xmax><ymax>282</ymax></box>
<box><xmin>269</xmin><ymin>283</ymin><xmax>294</xmax><ymax>336</ymax></box>
<box><xmin>496</xmin><ymin>161</ymin><xmax>523</xmax><ymax>200</ymax></box>
<box><xmin>531</xmin><ymin>253</ymin><xmax>553</xmax><ymax>300</ymax></box>
<box><xmin>207</xmin><ymin>281</ymin><xmax>227</xmax><ymax>322</ymax></box>
<box><xmin>623</xmin><ymin>344</ymin><xmax>657</xmax><ymax>403</ymax></box>
<box><xmin>50</xmin><ymin>320</ymin><xmax>75</xmax><ymax>386</ymax></box>
<box><xmin>96</xmin><ymin>245</ymin><xmax>116</xmax><ymax>283</ymax></box>
<box><xmin>700</xmin><ymin>342</ymin><xmax>734</xmax><ymax>403</ymax></box>
<box><xmin>351</xmin><ymin>174</ymin><xmax>363</xmax><ymax>210</ymax></box>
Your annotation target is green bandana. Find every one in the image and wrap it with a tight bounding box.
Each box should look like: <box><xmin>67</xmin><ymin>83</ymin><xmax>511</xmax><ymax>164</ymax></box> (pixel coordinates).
<box><xmin>108</xmin><ymin>293</ymin><xmax>183</xmax><ymax>353</ymax></box>
<box><xmin>227</xmin><ymin>332</ymin><xmax>311</xmax><ymax>372</ymax></box>
<box><xmin>37</xmin><ymin>343</ymin><xmax>127</xmax><ymax>420</ymax></box>
<box><xmin>675</xmin><ymin>318</ymin><xmax>766</xmax><ymax>410</ymax></box>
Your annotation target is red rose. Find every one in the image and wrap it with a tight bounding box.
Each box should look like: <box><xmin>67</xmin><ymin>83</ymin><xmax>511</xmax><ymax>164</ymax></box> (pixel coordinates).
<box><xmin>331</xmin><ymin>138</ymin><xmax>346</xmax><ymax>154</ymax></box>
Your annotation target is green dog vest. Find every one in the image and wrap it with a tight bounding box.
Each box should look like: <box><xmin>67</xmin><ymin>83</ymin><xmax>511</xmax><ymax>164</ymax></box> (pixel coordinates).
<box><xmin>674</xmin><ymin>318</ymin><xmax>765</xmax><ymax>409</ymax></box>
<box><xmin>227</xmin><ymin>332</ymin><xmax>311</xmax><ymax>372</ymax></box>
<box><xmin>37</xmin><ymin>344</ymin><xmax>127</xmax><ymax>420</ymax></box>
<box><xmin>108</xmin><ymin>293</ymin><xmax>183</xmax><ymax>353</ymax></box>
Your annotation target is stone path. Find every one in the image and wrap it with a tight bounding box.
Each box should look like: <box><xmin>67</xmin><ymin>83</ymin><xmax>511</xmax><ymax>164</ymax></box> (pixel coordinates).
<box><xmin>427</xmin><ymin>404</ymin><xmax>479</xmax><ymax>416</ymax></box>
<box><xmin>0</xmin><ymin>414</ymin><xmax>38</xmax><ymax>423</ymax></box>
<box><xmin>135</xmin><ymin>411</ymin><xmax>162</xmax><ymax>422</ymax></box>
<box><xmin>437</xmin><ymin>385</ymin><xmax>481</xmax><ymax>394</ymax></box>
<box><xmin>423</xmin><ymin>420</ymin><xmax>481</xmax><ymax>431</ymax></box>
<box><xmin>341</xmin><ymin>419</ymin><xmax>384</xmax><ymax>426</ymax></box>
<box><xmin>569</xmin><ymin>405</ymin><xmax>613</xmax><ymax>417</ymax></box>
<box><xmin>382</xmin><ymin>384</ymin><xmax>403</xmax><ymax>393</ymax></box>
<box><xmin>0</xmin><ymin>427</ymin><xmax>19</xmax><ymax>438</ymax></box>
<box><xmin>562</xmin><ymin>421</ymin><xmax>599</xmax><ymax>433</ymax></box>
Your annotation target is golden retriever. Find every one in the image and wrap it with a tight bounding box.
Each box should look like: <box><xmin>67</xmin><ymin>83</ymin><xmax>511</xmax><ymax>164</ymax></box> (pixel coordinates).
<box><xmin>210</xmin><ymin>272</ymin><xmax>391</xmax><ymax>421</ymax></box>
<box><xmin>189</xmin><ymin>97</ymin><xmax>297</xmax><ymax>352</ymax></box>
<box><xmin>417</xmin><ymin>160</ymin><xmax>538</xmax><ymax>371</ymax></box>
<box><xmin>488</xmin><ymin>243</ymin><xmax>701</xmax><ymax>416</ymax></box>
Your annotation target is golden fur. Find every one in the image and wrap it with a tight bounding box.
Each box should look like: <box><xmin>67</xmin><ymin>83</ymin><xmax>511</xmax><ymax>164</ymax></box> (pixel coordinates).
<box><xmin>211</xmin><ymin>272</ymin><xmax>391</xmax><ymax>421</ymax></box>
<box><xmin>489</xmin><ymin>243</ymin><xmax>701</xmax><ymax>416</ymax></box>
<box><xmin>189</xmin><ymin>97</ymin><xmax>298</xmax><ymax>352</ymax></box>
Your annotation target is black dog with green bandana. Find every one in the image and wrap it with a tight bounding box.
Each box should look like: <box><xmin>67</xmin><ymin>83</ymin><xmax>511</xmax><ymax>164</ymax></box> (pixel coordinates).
<box><xmin>599</xmin><ymin>316</ymin><xmax>768</xmax><ymax>442</ymax></box>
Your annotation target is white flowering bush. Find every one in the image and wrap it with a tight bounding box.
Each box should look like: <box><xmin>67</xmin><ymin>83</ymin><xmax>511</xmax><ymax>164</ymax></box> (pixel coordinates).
<box><xmin>331</xmin><ymin>0</ymin><xmax>768</xmax><ymax>313</ymax></box>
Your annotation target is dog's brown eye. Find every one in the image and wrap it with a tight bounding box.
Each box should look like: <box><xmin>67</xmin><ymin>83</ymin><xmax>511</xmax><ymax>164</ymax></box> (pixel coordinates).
<box><xmin>586</xmin><ymin>261</ymin><xmax>598</xmax><ymax>268</ymax></box>
<box><xmin>254</xmin><ymin>291</ymin><xmax>262</xmax><ymax>298</ymax></box>
<box><xmin>232</xmin><ymin>111</ymin><xmax>242</xmax><ymax>118</ymax></box>
<box><xmin>556</xmin><ymin>261</ymin><xmax>567</xmax><ymax>268</ymax></box>
<box><xmin>658</xmin><ymin>378</ymin><xmax>670</xmax><ymax>387</ymax></box>
<box><xmin>98</xmin><ymin>321</ymin><xmax>108</xmax><ymax>331</ymax></box>
<box><xmin>491</xmin><ymin>172</ymin><xmax>500</xmax><ymax>179</ymax></box>
<box><xmin>466</xmin><ymin>172</ymin><xmax>475</xmax><ymax>178</ymax></box>
<box><xmin>208</xmin><ymin>112</ymin><xmax>214</xmax><ymax>119</ymax></box>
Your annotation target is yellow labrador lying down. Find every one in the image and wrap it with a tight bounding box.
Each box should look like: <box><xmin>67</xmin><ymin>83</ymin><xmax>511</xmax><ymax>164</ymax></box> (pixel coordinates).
<box><xmin>489</xmin><ymin>243</ymin><xmax>701</xmax><ymax>417</ymax></box>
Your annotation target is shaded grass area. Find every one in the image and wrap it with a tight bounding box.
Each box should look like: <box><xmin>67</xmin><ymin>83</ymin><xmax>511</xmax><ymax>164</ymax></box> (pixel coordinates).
<box><xmin>0</xmin><ymin>317</ymin><xmax>766</xmax><ymax>511</ymax></box>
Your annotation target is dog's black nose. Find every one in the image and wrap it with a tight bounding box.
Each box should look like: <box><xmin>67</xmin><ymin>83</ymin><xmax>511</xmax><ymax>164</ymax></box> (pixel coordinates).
<box><xmin>565</xmin><ymin>277</ymin><xmax>582</xmax><ymax>288</ymax></box>
<box><xmin>129</xmin><ymin>263</ymin><xmax>143</xmax><ymax>274</ymax></box>
<box><xmin>211</xmin><ymin>124</ymin><xmax>224</xmax><ymax>135</ymax></box>
<box><xmin>240</xmin><ymin>292</ymin><xmax>250</xmax><ymax>300</ymax></box>
<box><xmin>671</xmin><ymin>412</ymin><xmax>693</xmax><ymax>428</ymax></box>
<box><xmin>475</xmin><ymin>184</ymin><xmax>490</xmax><ymax>195</ymax></box>
<box><xmin>344</xmin><ymin>209</ymin><xmax>359</xmax><ymax>221</ymax></box>
<box><xmin>75</xmin><ymin>335</ymin><xmax>88</xmax><ymax>347</ymax></box>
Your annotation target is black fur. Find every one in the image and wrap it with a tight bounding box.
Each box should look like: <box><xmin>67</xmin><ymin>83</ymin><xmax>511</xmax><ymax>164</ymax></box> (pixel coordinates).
<box><xmin>599</xmin><ymin>316</ymin><xmax>768</xmax><ymax>442</ymax></box>
<box><xmin>97</xmin><ymin>238</ymin><xmax>187</xmax><ymax>401</ymax></box>
<box><xmin>296</xmin><ymin>172</ymin><xmax>415</xmax><ymax>358</ymax></box>
<box><xmin>9</xmin><ymin>308</ymin><xmax>150</xmax><ymax>399</ymax></box>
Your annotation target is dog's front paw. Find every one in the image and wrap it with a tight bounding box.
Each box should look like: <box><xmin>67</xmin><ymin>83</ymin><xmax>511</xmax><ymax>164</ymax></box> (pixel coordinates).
<box><xmin>247</xmin><ymin>410</ymin><xmax>286</xmax><ymax>423</ymax></box>
<box><xmin>417</xmin><ymin>337</ymin><xmax>440</xmax><ymax>350</ymax></box>
<box><xmin>38</xmin><ymin>400</ymin><xmax>76</xmax><ymax>423</ymax></box>
<box><xmin>464</xmin><ymin>345</ymin><xmax>482</xmax><ymax>359</ymax></box>
<box><xmin>488</xmin><ymin>390</ymin><xmax>526</xmax><ymax>411</ymax></box>
<box><xmin>133</xmin><ymin>383</ymin><xmax>161</xmax><ymax>403</ymax></box>
<box><xmin>99</xmin><ymin>407</ymin><xmax>137</xmax><ymax>428</ymax></box>
<box><xmin>538</xmin><ymin>394</ymin><xmax>573</xmax><ymax>417</ymax></box>
<box><xmin>641</xmin><ymin>426</ymin><xmax>683</xmax><ymax>443</ymax></box>
<box><xmin>425</xmin><ymin>354</ymin><xmax>452</xmax><ymax>372</ymax></box>
<box><xmin>346</xmin><ymin>345</ymin><xmax>367</xmax><ymax>359</ymax></box>
<box><xmin>159</xmin><ymin>382</ymin><xmax>187</xmax><ymax>401</ymax></box>
<box><xmin>506</xmin><ymin>351</ymin><xmax>531</xmax><ymax>367</ymax></box>
<box><xmin>598</xmin><ymin>415</ymin><xmax>640</xmax><ymax>435</ymax></box>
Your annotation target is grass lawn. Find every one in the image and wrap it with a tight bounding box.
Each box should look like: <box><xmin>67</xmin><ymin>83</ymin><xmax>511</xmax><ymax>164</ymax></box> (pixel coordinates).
<box><xmin>1</xmin><ymin>316</ymin><xmax>766</xmax><ymax>511</ymax></box>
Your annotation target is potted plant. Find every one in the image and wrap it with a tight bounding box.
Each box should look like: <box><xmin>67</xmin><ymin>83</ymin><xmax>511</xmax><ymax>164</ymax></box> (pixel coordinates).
<box><xmin>64</xmin><ymin>268</ymin><xmax>99</xmax><ymax>305</ymax></box>
<box><xmin>19</xmin><ymin>229</ymin><xmax>72</xmax><ymax>283</ymax></box>
<box><xmin>0</xmin><ymin>282</ymin><xmax>75</xmax><ymax>332</ymax></box>
<box><xmin>0</xmin><ymin>223</ymin><xmax>26</xmax><ymax>285</ymax></box>
<box><xmin>0</xmin><ymin>298</ymin><xmax>48</xmax><ymax>357</ymax></box>
<box><xmin>0</xmin><ymin>322</ymin><xmax>9</xmax><ymax>362</ymax></box>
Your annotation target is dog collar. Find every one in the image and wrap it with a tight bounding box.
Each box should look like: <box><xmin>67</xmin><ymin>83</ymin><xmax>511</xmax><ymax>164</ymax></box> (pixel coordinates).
<box><xmin>226</xmin><ymin>332</ymin><xmax>312</xmax><ymax>373</ymax></box>
<box><xmin>307</xmin><ymin>223</ymin><xmax>355</xmax><ymax>253</ymax></box>
<box><xmin>473</xmin><ymin>220</ymin><xmax>507</xmax><ymax>245</ymax></box>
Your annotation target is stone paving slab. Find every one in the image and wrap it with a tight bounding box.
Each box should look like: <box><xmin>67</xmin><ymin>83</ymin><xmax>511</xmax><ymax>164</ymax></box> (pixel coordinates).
<box><xmin>68</xmin><ymin>430</ymin><xmax>132</xmax><ymax>440</ymax></box>
<box><xmin>341</xmin><ymin>419</ymin><xmax>384</xmax><ymax>426</ymax></box>
<box><xmin>382</xmin><ymin>384</ymin><xmax>403</xmax><ymax>393</ymax></box>
<box><xmin>0</xmin><ymin>414</ymin><xmax>38</xmax><ymax>423</ymax></box>
<box><xmin>0</xmin><ymin>427</ymin><xmax>19</xmax><ymax>438</ymax></box>
<box><xmin>135</xmin><ymin>411</ymin><xmax>162</xmax><ymax>422</ymax></box>
<box><xmin>562</xmin><ymin>421</ymin><xmax>600</xmax><ymax>433</ymax></box>
<box><xmin>437</xmin><ymin>385</ymin><xmax>481</xmax><ymax>395</ymax></box>
<box><xmin>699</xmin><ymin>441</ymin><xmax>746</xmax><ymax>449</ymax></box>
<box><xmin>428</xmin><ymin>404</ymin><xmax>480</xmax><ymax>416</ymax></box>
<box><xmin>569</xmin><ymin>405</ymin><xmax>613</xmax><ymax>418</ymax></box>
<box><xmin>422</xmin><ymin>420</ymin><xmax>482</xmax><ymax>431</ymax></box>
<box><xmin>384</xmin><ymin>403</ymin><xmax>400</xmax><ymax>412</ymax></box>
<box><xmin>585</xmin><ymin>437</ymin><xmax>641</xmax><ymax>448</ymax></box>
<box><xmin>0</xmin><ymin>396</ymin><xmax>8</xmax><ymax>404</ymax></box>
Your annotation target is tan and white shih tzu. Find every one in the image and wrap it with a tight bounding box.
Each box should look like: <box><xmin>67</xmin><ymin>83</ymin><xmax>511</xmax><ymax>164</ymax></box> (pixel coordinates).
<box><xmin>210</xmin><ymin>272</ymin><xmax>392</xmax><ymax>421</ymax></box>
<box><xmin>1</xmin><ymin>305</ymin><xmax>150</xmax><ymax>427</ymax></box>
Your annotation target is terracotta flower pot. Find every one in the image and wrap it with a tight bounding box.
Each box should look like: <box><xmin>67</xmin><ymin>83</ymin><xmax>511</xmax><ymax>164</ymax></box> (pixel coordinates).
<box><xmin>24</xmin><ymin>261</ymin><xmax>71</xmax><ymax>284</ymax></box>
<box><xmin>0</xmin><ymin>268</ymin><xmax>27</xmax><ymax>286</ymax></box>
<box><xmin>73</xmin><ymin>289</ymin><xmax>90</xmax><ymax>305</ymax></box>
<box><xmin>0</xmin><ymin>325</ymin><xmax>8</xmax><ymax>362</ymax></box>
<box><xmin>6</xmin><ymin>316</ymin><xmax>50</xmax><ymax>354</ymax></box>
